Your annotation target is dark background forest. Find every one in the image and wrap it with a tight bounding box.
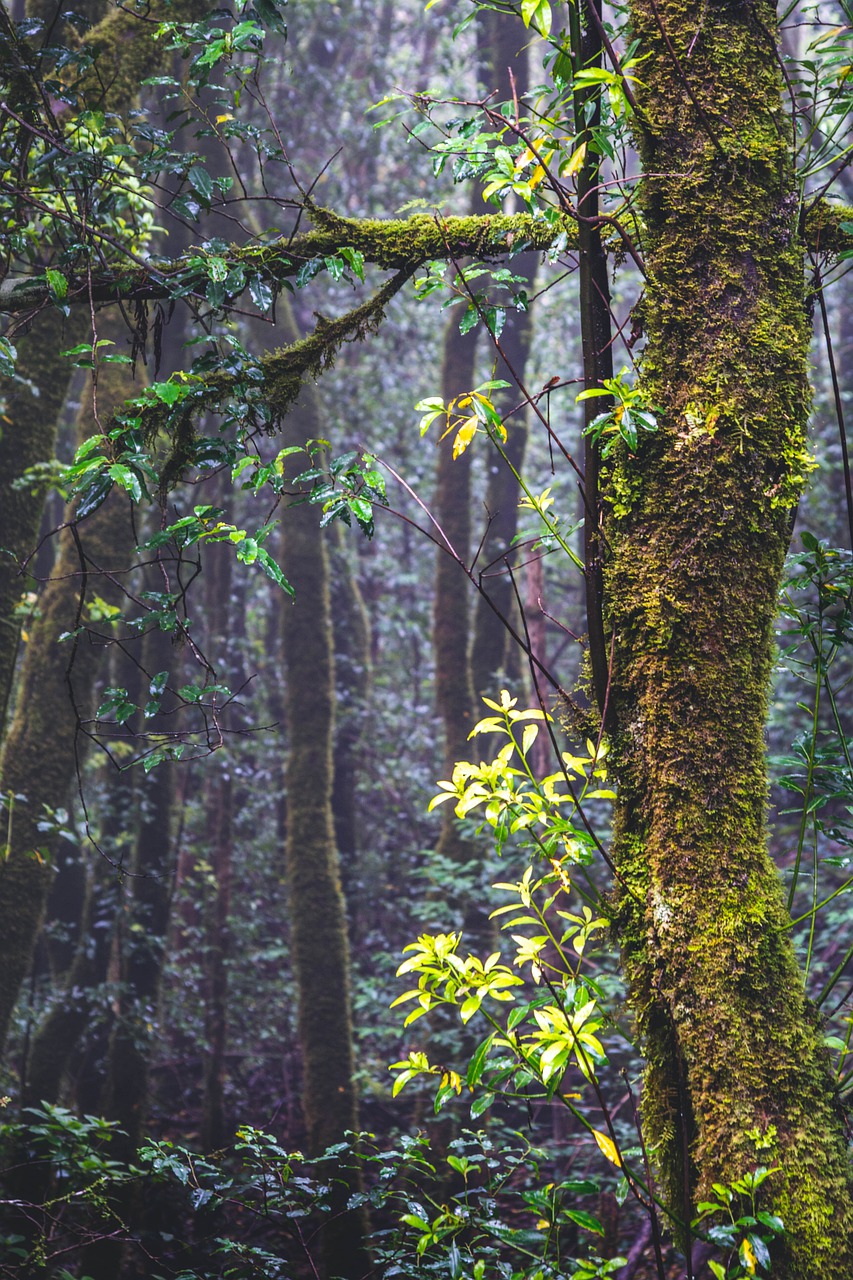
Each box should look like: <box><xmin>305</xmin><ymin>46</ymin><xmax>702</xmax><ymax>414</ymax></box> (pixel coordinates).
<box><xmin>0</xmin><ymin>0</ymin><xmax>852</xmax><ymax>1276</ymax></box>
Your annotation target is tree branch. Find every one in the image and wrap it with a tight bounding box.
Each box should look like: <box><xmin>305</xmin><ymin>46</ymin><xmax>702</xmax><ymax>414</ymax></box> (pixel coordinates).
<box><xmin>0</xmin><ymin>209</ymin><xmax>580</xmax><ymax>314</ymax></box>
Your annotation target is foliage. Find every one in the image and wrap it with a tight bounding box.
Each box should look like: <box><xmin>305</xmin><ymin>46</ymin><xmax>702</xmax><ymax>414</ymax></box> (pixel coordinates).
<box><xmin>0</xmin><ymin>1112</ymin><xmax>630</xmax><ymax>1279</ymax></box>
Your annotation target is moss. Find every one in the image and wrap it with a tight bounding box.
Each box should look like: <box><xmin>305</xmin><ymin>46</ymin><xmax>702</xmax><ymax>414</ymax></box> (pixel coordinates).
<box><xmin>0</xmin><ymin>309</ymin><xmax>88</xmax><ymax>729</ymax></box>
<box><xmin>1</xmin><ymin>210</ymin><xmax>579</xmax><ymax>316</ymax></box>
<box><xmin>603</xmin><ymin>0</ymin><xmax>853</xmax><ymax>1272</ymax></box>
<box><xmin>78</xmin><ymin>0</ymin><xmax>210</xmax><ymax>114</ymax></box>
<box><xmin>330</xmin><ymin>526</ymin><xmax>372</xmax><ymax>902</ymax></box>
<box><xmin>0</xmin><ymin>341</ymin><xmax>140</xmax><ymax>1053</ymax></box>
<box><xmin>277</xmin><ymin>300</ymin><xmax>368</xmax><ymax>1278</ymax></box>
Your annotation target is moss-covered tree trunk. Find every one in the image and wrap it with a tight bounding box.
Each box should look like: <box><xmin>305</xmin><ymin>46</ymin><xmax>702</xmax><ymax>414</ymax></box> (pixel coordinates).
<box><xmin>0</xmin><ymin>351</ymin><xmax>138</xmax><ymax>1055</ymax></box>
<box><xmin>0</xmin><ymin>310</ymin><xmax>85</xmax><ymax>730</ymax></box>
<box><xmin>277</xmin><ymin>302</ymin><xmax>368</xmax><ymax>1279</ymax></box>
<box><xmin>330</xmin><ymin>526</ymin><xmax>372</xmax><ymax>931</ymax></box>
<box><xmin>200</xmin><ymin>531</ymin><xmax>235</xmax><ymax>1153</ymax></box>
<box><xmin>607</xmin><ymin>0</ymin><xmax>853</xmax><ymax>1270</ymax></box>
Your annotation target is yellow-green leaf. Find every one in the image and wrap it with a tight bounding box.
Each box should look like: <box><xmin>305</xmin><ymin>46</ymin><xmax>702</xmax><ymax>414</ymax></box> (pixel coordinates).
<box><xmin>453</xmin><ymin>416</ymin><xmax>478</xmax><ymax>458</ymax></box>
<box><xmin>592</xmin><ymin>1129</ymin><xmax>622</xmax><ymax>1167</ymax></box>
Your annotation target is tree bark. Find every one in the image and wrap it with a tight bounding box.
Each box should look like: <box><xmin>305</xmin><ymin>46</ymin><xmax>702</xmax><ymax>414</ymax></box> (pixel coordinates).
<box><xmin>277</xmin><ymin>300</ymin><xmax>368</xmax><ymax>1279</ymax></box>
<box><xmin>0</xmin><ymin>351</ymin><xmax>139</xmax><ymax>1054</ymax></box>
<box><xmin>0</xmin><ymin>309</ymin><xmax>85</xmax><ymax>733</ymax></box>
<box><xmin>607</xmin><ymin>0</ymin><xmax>853</xmax><ymax>1270</ymax></box>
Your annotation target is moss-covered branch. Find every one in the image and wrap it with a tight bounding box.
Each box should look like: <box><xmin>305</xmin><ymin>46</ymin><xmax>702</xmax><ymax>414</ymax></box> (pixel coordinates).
<box><xmin>155</xmin><ymin>267</ymin><xmax>412</xmax><ymax>491</ymax></box>
<box><xmin>0</xmin><ymin>210</ymin><xmax>576</xmax><ymax>313</ymax></box>
<box><xmin>2</xmin><ymin>201</ymin><xmax>851</xmax><ymax>316</ymax></box>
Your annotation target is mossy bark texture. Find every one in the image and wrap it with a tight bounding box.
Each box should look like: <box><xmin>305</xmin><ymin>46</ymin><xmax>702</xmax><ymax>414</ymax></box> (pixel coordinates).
<box><xmin>330</xmin><ymin>526</ymin><xmax>372</xmax><ymax>917</ymax></box>
<box><xmin>607</xmin><ymin>0</ymin><xmax>853</xmax><ymax>1271</ymax></box>
<box><xmin>0</xmin><ymin>309</ymin><xmax>85</xmax><ymax>728</ymax></box>
<box><xmin>277</xmin><ymin>303</ymin><xmax>368</xmax><ymax>1279</ymax></box>
<box><xmin>0</xmin><ymin>353</ymin><xmax>137</xmax><ymax>1054</ymax></box>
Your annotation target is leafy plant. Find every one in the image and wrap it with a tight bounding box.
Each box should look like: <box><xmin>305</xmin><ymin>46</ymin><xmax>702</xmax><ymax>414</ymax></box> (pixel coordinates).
<box><xmin>693</xmin><ymin>1167</ymin><xmax>784</xmax><ymax>1278</ymax></box>
<box><xmin>577</xmin><ymin>369</ymin><xmax>659</xmax><ymax>455</ymax></box>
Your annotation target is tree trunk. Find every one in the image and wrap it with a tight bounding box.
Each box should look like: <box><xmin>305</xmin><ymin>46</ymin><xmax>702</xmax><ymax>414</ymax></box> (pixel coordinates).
<box><xmin>607</xmin><ymin>0</ymin><xmax>853</xmax><ymax>1270</ymax></box>
<box><xmin>469</xmin><ymin>12</ymin><xmax>537</xmax><ymax>701</ymax></box>
<box><xmin>0</xmin><ymin>352</ymin><xmax>139</xmax><ymax>1055</ymax></box>
<box><xmin>0</xmin><ymin>310</ymin><xmax>85</xmax><ymax>733</ymax></box>
<box><xmin>433</xmin><ymin>315</ymin><xmax>478</xmax><ymax>852</ymax></box>
<box><xmin>330</xmin><ymin>525</ymin><xmax>372</xmax><ymax>935</ymax></box>
<box><xmin>200</xmin><ymin>540</ymin><xmax>234</xmax><ymax>1153</ymax></box>
<box><xmin>277</xmin><ymin>301</ymin><xmax>368</xmax><ymax>1279</ymax></box>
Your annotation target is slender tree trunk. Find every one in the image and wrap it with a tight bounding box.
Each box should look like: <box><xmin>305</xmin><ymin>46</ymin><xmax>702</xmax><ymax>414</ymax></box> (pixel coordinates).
<box><xmin>200</xmin><ymin>540</ymin><xmax>235</xmax><ymax>1153</ymax></box>
<box><xmin>470</xmin><ymin>13</ymin><xmax>537</xmax><ymax>701</ymax></box>
<box><xmin>277</xmin><ymin>300</ymin><xmax>368</xmax><ymax>1279</ymax></box>
<box><xmin>607</xmin><ymin>0</ymin><xmax>853</xmax><ymax>1270</ymax></box>
<box><xmin>433</xmin><ymin>316</ymin><xmax>478</xmax><ymax>840</ymax></box>
<box><xmin>330</xmin><ymin>526</ymin><xmax>372</xmax><ymax>932</ymax></box>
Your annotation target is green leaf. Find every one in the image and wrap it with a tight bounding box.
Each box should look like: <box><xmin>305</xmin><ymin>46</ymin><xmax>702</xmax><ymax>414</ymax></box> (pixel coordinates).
<box><xmin>564</xmin><ymin>1208</ymin><xmax>604</xmax><ymax>1234</ymax></box>
<box><xmin>466</xmin><ymin>1033</ymin><xmax>495</xmax><ymax>1087</ymax></box>
<box><xmin>152</xmin><ymin>381</ymin><xmax>185</xmax><ymax>406</ymax></box>
<box><xmin>470</xmin><ymin>1092</ymin><xmax>495</xmax><ymax>1119</ymax></box>
<box><xmin>256</xmin><ymin>547</ymin><xmax>296</xmax><ymax>597</ymax></box>
<box><xmin>108</xmin><ymin>463</ymin><xmax>142</xmax><ymax>503</ymax></box>
<box><xmin>187</xmin><ymin>164</ymin><xmax>214</xmax><ymax>207</ymax></box>
<box><xmin>46</xmin><ymin>268</ymin><xmax>68</xmax><ymax>300</ymax></box>
<box><xmin>77</xmin><ymin>471</ymin><xmax>113</xmax><ymax>519</ymax></box>
<box><xmin>459</xmin><ymin>307</ymin><xmax>479</xmax><ymax>336</ymax></box>
<box><xmin>249</xmin><ymin>274</ymin><xmax>273</xmax><ymax>311</ymax></box>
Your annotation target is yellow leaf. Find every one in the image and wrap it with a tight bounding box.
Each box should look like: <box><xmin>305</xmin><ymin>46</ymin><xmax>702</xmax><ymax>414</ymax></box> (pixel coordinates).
<box><xmin>514</xmin><ymin>147</ymin><xmax>536</xmax><ymax>173</ymax></box>
<box><xmin>452</xmin><ymin>417</ymin><xmax>478</xmax><ymax>459</ymax></box>
<box><xmin>592</xmin><ymin>1129</ymin><xmax>622</xmax><ymax>1166</ymax></box>
<box><xmin>565</xmin><ymin>142</ymin><xmax>587</xmax><ymax>177</ymax></box>
<box><xmin>215</xmin><ymin>113</ymin><xmax>233</xmax><ymax>123</ymax></box>
<box><xmin>741</xmin><ymin>1237</ymin><xmax>757</xmax><ymax>1275</ymax></box>
<box><xmin>529</xmin><ymin>151</ymin><xmax>555</xmax><ymax>188</ymax></box>
<box><xmin>536</xmin><ymin>1219</ymin><xmax>550</xmax><ymax>1230</ymax></box>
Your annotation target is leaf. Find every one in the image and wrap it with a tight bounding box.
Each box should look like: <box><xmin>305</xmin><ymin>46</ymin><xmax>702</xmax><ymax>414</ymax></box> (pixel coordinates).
<box><xmin>470</xmin><ymin>1091</ymin><xmax>495</xmax><ymax>1118</ymax></box>
<box><xmin>249</xmin><ymin>274</ymin><xmax>273</xmax><ymax>311</ymax></box>
<box><xmin>746</xmin><ymin>1233</ymin><xmax>770</xmax><ymax>1271</ymax></box>
<box><xmin>564</xmin><ymin>1209</ymin><xmax>603</xmax><ymax>1234</ymax></box>
<box><xmin>592</xmin><ymin>1129</ymin><xmax>622</xmax><ymax>1167</ymax></box>
<box><xmin>452</xmin><ymin>417</ymin><xmax>478</xmax><ymax>459</ymax></box>
<box><xmin>152</xmin><ymin>381</ymin><xmax>184</xmax><ymax>406</ymax></box>
<box><xmin>77</xmin><ymin>471</ymin><xmax>113</xmax><ymax>519</ymax></box>
<box><xmin>466</xmin><ymin>1033</ymin><xmax>494</xmax><ymax>1087</ymax></box>
<box><xmin>253</xmin><ymin>0</ymin><xmax>286</xmax><ymax>33</ymax></box>
<box><xmin>46</xmin><ymin>268</ymin><xmax>68</xmax><ymax>300</ymax></box>
<box><xmin>565</xmin><ymin>142</ymin><xmax>587</xmax><ymax>177</ymax></box>
<box><xmin>257</xmin><ymin>548</ymin><xmax>295</xmax><ymax>597</ymax></box>
<box><xmin>459</xmin><ymin>307</ymin><xmax>479</xmax><ymax>336</ymax></box>
<box><xmin>739</xmin><ymin>1235</ymin><xmax>758</xmax><ymax>1275</ymax></box>
<box><xmin>108</xmin><ymin>463</ymin><xmax>142</xmax><ymax>503</ymax></box>
<box><xmin>187</xmin><ymin>164</ymin><xmax>214</xmax><ymax>207</ymax></box>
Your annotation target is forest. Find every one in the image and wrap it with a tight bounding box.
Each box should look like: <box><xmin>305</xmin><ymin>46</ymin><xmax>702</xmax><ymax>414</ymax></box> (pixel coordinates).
<box><xmin>0</xmin><ymin>0</ymin><xmax>853</xmax><ymax>1275</ymax></box>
